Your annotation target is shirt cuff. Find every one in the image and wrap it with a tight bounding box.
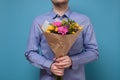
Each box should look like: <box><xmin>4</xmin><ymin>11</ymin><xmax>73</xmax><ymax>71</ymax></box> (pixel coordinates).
<box><xmin>43</xmin><ymin>59</ymin><xmax>54</xmax><ymax>75</ymax></box>
<box><xmin>70</xmin><ymin>56</ymin><xmax>78</xmax><ymax>69</ymax></box>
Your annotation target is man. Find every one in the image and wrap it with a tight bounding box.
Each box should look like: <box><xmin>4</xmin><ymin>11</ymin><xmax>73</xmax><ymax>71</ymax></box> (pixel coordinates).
<box><xmin>25</xmin><ymin>0</ymin><xmax>99</xmax><ymax>80</ymax></box>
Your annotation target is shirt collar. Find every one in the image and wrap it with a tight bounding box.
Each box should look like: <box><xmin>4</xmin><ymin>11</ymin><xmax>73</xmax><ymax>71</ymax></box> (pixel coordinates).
<box><xmin>50</xmin><ymin>8</ymin><xmax>71</xmax><ymax>19</ymax></box>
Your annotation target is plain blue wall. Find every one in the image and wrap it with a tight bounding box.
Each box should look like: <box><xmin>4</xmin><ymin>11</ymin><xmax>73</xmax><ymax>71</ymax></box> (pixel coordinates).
<box><xmin>0</xmin><ymin>0</ymin><xmax>120</xmax><ymax>80</ymax></box>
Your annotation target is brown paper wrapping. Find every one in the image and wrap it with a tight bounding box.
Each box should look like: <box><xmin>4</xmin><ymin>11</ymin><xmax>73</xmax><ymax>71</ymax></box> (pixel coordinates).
<box><xmin>42</xmin><ymin>30</ymin><xmax>82</xmax><ymax>58</ymax></box>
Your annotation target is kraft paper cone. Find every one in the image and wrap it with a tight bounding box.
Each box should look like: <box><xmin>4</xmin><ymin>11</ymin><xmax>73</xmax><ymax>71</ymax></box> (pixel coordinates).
<box><xmin>43</xmin><ymin>30</ymin><xmax>82</xmax><ymax>58</ymax></box>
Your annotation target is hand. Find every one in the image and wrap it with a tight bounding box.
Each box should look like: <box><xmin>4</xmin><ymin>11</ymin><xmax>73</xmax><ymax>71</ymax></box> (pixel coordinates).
<box><xmin>55</xmin><ymin>56</ymin><xmax>72</xmax><ymax>69</ymax></box>
<box><xmin>50</xmin><ymin>62</ymin><xmax>64</xmax><ymax>76</ymax></box>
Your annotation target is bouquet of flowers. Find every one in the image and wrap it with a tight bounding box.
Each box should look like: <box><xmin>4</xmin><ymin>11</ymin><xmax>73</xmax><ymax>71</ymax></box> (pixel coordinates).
<box><xmin>40</xmin><ymin>19</ymin><xmax>83</xmax><ymax>80</ymax></box>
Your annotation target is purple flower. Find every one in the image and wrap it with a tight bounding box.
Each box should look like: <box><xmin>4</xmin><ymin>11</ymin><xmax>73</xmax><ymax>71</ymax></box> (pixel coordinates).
<box><xmin>58</xmin><ymin>26</ymin><xmax>68</xmax><ymax>35</ymax></box>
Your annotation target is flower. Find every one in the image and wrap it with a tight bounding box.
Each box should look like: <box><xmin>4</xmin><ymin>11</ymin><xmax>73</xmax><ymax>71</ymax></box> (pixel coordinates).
<box><xmin>78</xmin><ymin>26</ymin><xmax>83</xmax><ymax>30</ymax></box>
<box><xmin>46</xmin><ymin>25</ymin><xmax>54</xmax><ymax>31</ymax></box>
<box><xmin>46</xmin><ymin>25</ymin><xmax>55</xmax><ymax>33</ymax></box>
<box><xmin>46</xmin><ymin>30</ymin><xmax>51</xmax><ymax>33</ymax></box>
<box><xmin>75</xmin><ymin>23</ymin><xmax>79</xmax><ymax>27</ymax></box>
<box><xmin>72</xmin><ymin>31</ymin><xmax>75</xmax><ymax>34</ymax></box>
<box><xmin>58</xmin><ymin>26</ymin><xmax>68</xmax><ymax>35</ymax></box>
<box><xmin>52</xmin><ymin>22</ymin><xmax>62</xmax><ymax>27</ymax></box>
<box><xmin>55</xmin><ymin>27</ymin><xmax>58</xmax><ymax>32</ymax></box>
<box><xmin>45</xmin><ymin>19</ymin><xmax>83</xmax><ymax>35</ymax></box>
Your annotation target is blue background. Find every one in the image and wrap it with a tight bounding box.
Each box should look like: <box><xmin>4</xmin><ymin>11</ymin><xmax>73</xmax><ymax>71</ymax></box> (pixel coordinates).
<box><xmin>0</xmin><ymin>0</ymin><xmax>120</xmax><ymax>80</ymax></box>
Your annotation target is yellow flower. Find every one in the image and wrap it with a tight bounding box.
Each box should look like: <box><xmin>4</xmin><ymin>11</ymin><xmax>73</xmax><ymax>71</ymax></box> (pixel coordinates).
<box><xmin>55</xmin><ymin>27</ymin><xmax>58</xmax><ymax>32</ymax></box>
<box><xmin>46</xmin><ymin>30</ymin><xmax>51</xmax><ymax>33</ymax></box>
<box><xmin>78</xmin><ymin>26</ymin><xmax>83</xmax><ymax>30</ymax></box>
<box><xmin>47</xmin><ymin>25</ymin><xmax>54</xmax><ymax>30</ymax></box>
<box><xmin>75</xmin><ymin>23</ymin><xmax>79</xmax><ymax>27</ymax></box>
<box><xmin>72</xmin><ymin>31</ymin><xmax>75</xmax><ymax>34</ymax></box>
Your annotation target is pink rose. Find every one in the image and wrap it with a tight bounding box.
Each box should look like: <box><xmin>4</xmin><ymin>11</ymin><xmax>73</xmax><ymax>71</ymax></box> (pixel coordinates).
<box><xmin>52</xmin><ymin>22</ymin><xmax>62</xmax><ymax>27</ymax></box>
<box><xmin>58</xmin><ymin>26</ymin><xmax>68</xmax><ymax>35</ymax></box>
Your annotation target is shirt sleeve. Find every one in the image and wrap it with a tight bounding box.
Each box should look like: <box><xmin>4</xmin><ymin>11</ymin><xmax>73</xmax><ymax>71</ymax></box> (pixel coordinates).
<box><xmin>70</xmin><ymin>17</ymin><xmax>99</xmax><ymax>69</ymax></box>
<box><xmin>24</xmin><ymin>19</ymin><xmax>53</xmax><ymax>74</ymax></box>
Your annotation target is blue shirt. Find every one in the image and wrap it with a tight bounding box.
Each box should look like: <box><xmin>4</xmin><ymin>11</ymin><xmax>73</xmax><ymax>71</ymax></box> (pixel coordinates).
<box><xmin>25</xmin><ymin>9</ymin><xmax>99</xmax><ymax>80</ymax></box>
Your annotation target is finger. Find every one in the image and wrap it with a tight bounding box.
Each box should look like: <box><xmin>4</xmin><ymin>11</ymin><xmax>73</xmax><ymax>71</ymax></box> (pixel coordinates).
<box><xmin>55</xmin><ymin>56</ymin><xmax>67</xmax><ymax>62</ymax></box>
<box><xmin>60</xmin><ymin>59</ymin><xmax>70</xmax><ymax>63</ymax></box>
<box><xmin>53</xmin><ymin>65</ymin><xmax>64</xmax><ymax>71</ymax></box>
<box><xmin>54</xmin><ymin>70</ymin><xmax>63</xmax><ymax>74</ymax></box>
<box><xmin>55</xmin><ymin>72</ymin><xmax>64</xmax><ymax>76</ymax></box>
<box><xmin>62</xmin><ymin>65</ymin><xmax>70</xmax><ymax>68</ymax></box>
<box><xmin>55</xmin><ymin>62</ymin><xmax>67</xmax><ymax>66</ymax></box>
<box><xmin>57</xmin><ymin>64</ymin><xmax>69</xmax><ymax>68</ymax></box>
<box><xmin>56</xmin><ymin>65</ymin><xmax>64</xmax><ymax>69</ymax></box>
<box><xmin>55</xmin><ymin>61</ymin><xmax>71</xmax><ymax>68</ymax></box>
<box><xmin>54</xmin><ymin>70</ymin><xmax>64</xmax><ymax>76</ymax></box>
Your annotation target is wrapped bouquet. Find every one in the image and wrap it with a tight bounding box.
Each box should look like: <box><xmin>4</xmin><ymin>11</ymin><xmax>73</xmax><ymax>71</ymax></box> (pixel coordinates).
<box><xmin>40</xmin><ymin>19</ymin><xmax>83</xmax><ymax>80</ymax></box>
